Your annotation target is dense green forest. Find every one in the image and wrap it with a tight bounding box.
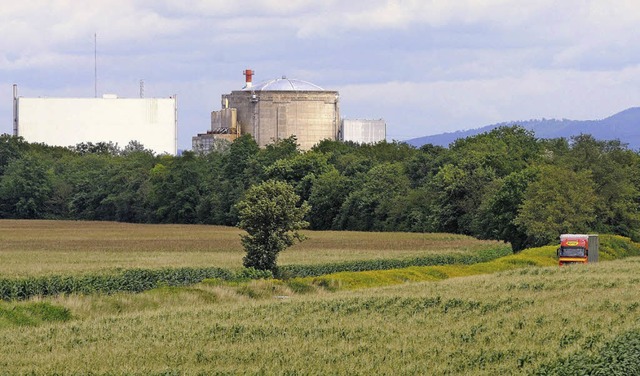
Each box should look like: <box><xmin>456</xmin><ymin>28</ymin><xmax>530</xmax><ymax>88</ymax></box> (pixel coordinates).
<box><xmin>1</xmin><ymin>126</ymin><xmax>639</xmax><ymax>251</ymax></box>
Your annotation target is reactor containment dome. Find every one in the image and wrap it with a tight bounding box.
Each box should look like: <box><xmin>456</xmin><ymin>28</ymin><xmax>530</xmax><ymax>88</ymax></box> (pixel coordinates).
<box><xmin>200</xmin><ymin>70</ymin><xmax>340</xmax><ymax>151</ymax></box>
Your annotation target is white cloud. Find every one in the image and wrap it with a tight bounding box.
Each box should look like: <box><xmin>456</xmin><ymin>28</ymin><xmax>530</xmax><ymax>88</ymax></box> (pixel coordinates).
<box><xmin>3</xmin><ymin>0</ymin><xmax>640</xmax><ymax>148</ymax></box>
<box><xmin>0</xmin><ymin>2</ymin><xmax>189</xmax><ymax>53</ymax></box>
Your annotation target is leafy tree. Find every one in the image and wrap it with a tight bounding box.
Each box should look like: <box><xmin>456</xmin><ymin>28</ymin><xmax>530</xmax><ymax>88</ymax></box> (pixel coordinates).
<box><xmin>148</xmin><ymin>152</ymin><xmax>205</xmax><ymax>223</ymax></box>
<box><xmin>102</xmin><ymin>149</ymin><xmax>156</xmax><ymax>222</ymax></box>
<box><xmin>427</xmin><ymin>126</ymin><xmax>540</xmax><ymax>235</ymax></box>
<box><xmin>557</xmin><ymin>135</ymin><xmax>640</xmax><ymax>236</ymax></box>
<box><xmin>213</xmin><ymin>135</ymin><xmax>261</xmax><ymax>225</ymax></box>
<box><xmin>72</xmin><ymin>141</ymin><xmax>120</xmax><ymax>156</ymax></box>
<box><xmin>223</xmin><ymin>134</ymin><xmax>259</xmax><ymax>183</ymax></box>
<box><xmin>0</xmin><ymin>134</ymin><xmax>29</xmax><ymax>176</ymax></box>
<box><xmin>515</xmin><ymin>165</ymin><xmax>596</xmax><ymax>247</ymax></box>
<box><xmin>448</xmin><ymin>126</ymin><xmax>540</xmax><ymax>178</ymax></box>
<box><xmin>384</xmin><ymin>186</ymin><xmax>438</xmax><ymax>233</ymax></box>
<box><xmin>66</xmin><ymin>154</ymin><xmax>116</xmax><ymax>220</ymax></box>
<box><xmin>333</xmin><ymin>152</ymin><xmax>374</xmax><ymax>178</ymax></box>
<box><xmin>264</xmin><ymin>151</ymin><xmax>333</xmax><ymax>201</ymax></box>
<box><xmin>353</xmin><ymin>140</ymin><xmax>417</xmax><ymax>164</ymax></box>
<box><xmin>405</xmin><ymin>143</ymin><xmax>447</xmax><ymax>188</ymax></box>
<box><xmin>121</xmin><ymin>140</ymin><xmax>153</xmax><ymax>156</ymax></box>
<box><xmin>311</xmin><ymin>139</ymin><xmax>355</xmax><ymax>161</ymax></box>
<box><xmin>335</xmin><ymin>163</ymin><xmax>410</xmax><ymax>231</ymax></box>
<box><xmin>236</xmin><ymin>180</ymin><xmax>310</xmax><ymax>273</ymax></box>
<box><xmin>256</xmin><ymin>136</ymin><xmax>300</xmax><ymax>167</ymax></box>
<box><xmin>196</xmin><ymin>150</ymin><xmax>228</xmax><ymax>224</ymax></box>
<box><xmin>474</xmin><ymin>168</ymin><xmax>539</xmax><ymax>251</ymax></box>
<box><xmin>307</xmin><ymin>168</ymin><xmax>352</xmax><ymax>230</ymax></box>
<box><xmin>0</xmin><ymin>154</ymin><xmax>52</xmax><ymax>218</ymax></box>
<box><xmin>428</xmin><ymin>163</ymin><xmax>496</xmax><ymax>234</ymax></box>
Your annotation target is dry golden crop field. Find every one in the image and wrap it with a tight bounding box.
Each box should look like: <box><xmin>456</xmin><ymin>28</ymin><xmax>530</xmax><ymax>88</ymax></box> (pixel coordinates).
<box><xmin>0</xmin><ymin>220</ymin><xmax>502</xmax><ymax>277</ymax></box>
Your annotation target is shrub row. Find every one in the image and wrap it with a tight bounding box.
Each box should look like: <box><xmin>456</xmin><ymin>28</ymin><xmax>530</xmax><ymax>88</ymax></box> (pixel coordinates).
<box><xmin>276</xmin><ymin>245</ymin><xmax>512</xmax><ymax>278</ymax></box>
<box><xmin>0</xmin><ymin>267</ymin><xmax>233</xmax><ymax>301</ymax></box>
<box><xmin>600</xmin><ymin>234</ymin><xmax>640</xmax><ymax>259</ymax></box>
<box><xmin>534</xmin><ymin>329</ymin><xmax>640</xmax><ymax>375</ymax></box>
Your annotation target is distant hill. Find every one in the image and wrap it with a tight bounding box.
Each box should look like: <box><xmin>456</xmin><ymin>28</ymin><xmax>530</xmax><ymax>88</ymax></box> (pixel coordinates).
<box><xmin>407</xmin><ymin>107</ymin><xmax>640</xmax><ymax>150</ymax></box>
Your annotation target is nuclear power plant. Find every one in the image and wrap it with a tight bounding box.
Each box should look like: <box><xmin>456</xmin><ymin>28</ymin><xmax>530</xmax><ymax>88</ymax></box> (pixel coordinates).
<box><xmin>11</xmin><ymin>69</ymin><xmax>385</xmax><ymax>154</ymax></box>
<box><xmin>194</xmin><ymin>70</ymin><xmax>341</xmax><ymax>151</ymax></box>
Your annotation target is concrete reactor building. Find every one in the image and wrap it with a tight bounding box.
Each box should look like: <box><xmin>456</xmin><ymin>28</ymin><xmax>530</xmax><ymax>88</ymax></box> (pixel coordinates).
<box><xmin>13</xmin><ymin>85</ymin><xmax>178</xmax><ymax>155</ymax></box>
<box><xmin>194</xmin><ymin>70</ymin><xmax>340</xmax><ymax>151</ymax></box>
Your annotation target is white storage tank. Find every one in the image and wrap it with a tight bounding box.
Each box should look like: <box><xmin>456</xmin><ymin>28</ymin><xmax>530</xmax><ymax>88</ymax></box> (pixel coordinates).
<box><xmin>340</xmin><ymin>119</ymin><xmax>386</xmax><ymax>144</ymax></box>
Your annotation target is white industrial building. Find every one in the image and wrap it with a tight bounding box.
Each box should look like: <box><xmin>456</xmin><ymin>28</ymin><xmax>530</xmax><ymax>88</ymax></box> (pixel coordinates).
<box><xmin>340</xmin><ymin>119</ymin><xmax>386</xmax><ymax>144</ymax></box>
<box><xmin>13</xmin><ymin>86</ymin><xmax>178</xmax><ymax>155</ymax></box>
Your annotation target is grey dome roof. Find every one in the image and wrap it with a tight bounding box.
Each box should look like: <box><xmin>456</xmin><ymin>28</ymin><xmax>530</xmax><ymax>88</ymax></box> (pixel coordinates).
<box><xmin>244</xmin><ymin>77</ymin><xmax>324</xmax><ymax>91</ymax></box>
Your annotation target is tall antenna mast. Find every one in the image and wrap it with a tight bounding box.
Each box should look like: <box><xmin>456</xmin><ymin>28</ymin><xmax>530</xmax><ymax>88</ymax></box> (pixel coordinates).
<box><xmin>94</xmin><ymin>33</ymin><xmax>97</xmax><ymax>98</ymax></box>
<box><xmin>140</xmin><ymin>79</ymin><xmax>144</xmax><ymax>98</ymax></box>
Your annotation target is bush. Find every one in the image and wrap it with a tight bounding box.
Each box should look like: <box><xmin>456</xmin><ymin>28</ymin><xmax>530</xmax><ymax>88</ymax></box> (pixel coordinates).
<box><xmin>233</xmin><ymin>267</ymin><xmax>274</xmax><ymax>281</ymax></box>
<box><xmin>599</xmin><ymin>235</ymin><xmax>640</xmax><ymax>260</ymax></box>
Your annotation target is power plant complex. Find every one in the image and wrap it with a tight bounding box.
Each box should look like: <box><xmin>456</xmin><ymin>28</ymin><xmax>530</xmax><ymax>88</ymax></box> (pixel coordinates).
<box><xmin>193</xmin><ymin>70</ymin><xmax>386</xmax><ymax>151</ymax></box>
<box><xmin>11</xmin><ymin>69</ymin><xmax>385</xmax><ymax>155</ymax></box>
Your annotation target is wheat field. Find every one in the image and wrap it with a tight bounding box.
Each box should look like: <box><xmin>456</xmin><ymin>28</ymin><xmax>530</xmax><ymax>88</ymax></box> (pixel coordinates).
<box><xmin>0</xmin><ymin>220</ymin><xmax>501</xmax><ymax>277</ymax></box>
<box><xmin>2</xmin><ymin>220</ymin><xmax>639</xmax><ymax>374</ymax></box>
<box><xmin>0</xmin><ymin>258</ymin><xmax>639</xmax><ymax>374</ymax></box>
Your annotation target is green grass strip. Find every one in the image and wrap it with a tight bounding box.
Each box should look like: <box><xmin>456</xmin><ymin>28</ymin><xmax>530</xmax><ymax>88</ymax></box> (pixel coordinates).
<box><xmin>301</xmin><ymin>245</ymin><xmax>557</xmax><ymax>290</ymax></box>
<box><xmin>0</xmin><ymin>302</ymin><xmax>71</xmax><ymax>328</ymax></box>
<box><xmin>302</xmin><ymin>234</ymin><xmax>640</xmax><ymax>291</ymax></box>
<box><xmin>277</xmin><ymin>245</ymin><xmax>512</xmax><ymax>278</ymax></box>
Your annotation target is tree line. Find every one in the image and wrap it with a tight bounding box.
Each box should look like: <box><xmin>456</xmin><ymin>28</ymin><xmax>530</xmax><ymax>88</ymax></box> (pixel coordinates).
<box><xmin>1</xmin><ymin>125</ymin><xmax>639</xmax><ymax>251</ymax></box>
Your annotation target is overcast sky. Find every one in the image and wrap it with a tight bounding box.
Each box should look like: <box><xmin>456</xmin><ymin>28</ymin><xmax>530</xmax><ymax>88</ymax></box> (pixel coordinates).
<box><xmin>2</xmin><ymin>1</ymin><xmax>640</xmax><ymax>150</ymax></box>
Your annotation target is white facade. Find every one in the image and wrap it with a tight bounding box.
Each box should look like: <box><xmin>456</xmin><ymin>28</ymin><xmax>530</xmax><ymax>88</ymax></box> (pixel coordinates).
<box><xmin>15</xmin><ymin>96</ymin><xmax>177</xmax><ymax>155</ymax></box>
<box><xmin>340</xmin><ymin>119</ymin><xmax>386</xmax><ymax>144</ymax></box>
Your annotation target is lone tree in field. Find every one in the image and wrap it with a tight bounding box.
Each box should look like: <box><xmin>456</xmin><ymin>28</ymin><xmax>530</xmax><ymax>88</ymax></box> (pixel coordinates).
<box><xmin>236</xmin><ymin>180</ymin><xmax>310</xmax><ymax>273</ymax></box>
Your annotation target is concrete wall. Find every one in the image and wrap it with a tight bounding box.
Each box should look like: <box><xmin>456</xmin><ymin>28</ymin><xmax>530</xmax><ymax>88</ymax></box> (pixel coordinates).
<box><xmin>341</xmin><ymin>119</ymin><xmax>386</xmax><ymax>144</ymax></box>
<box><xmin>223</xmin><ymin>90</ymin><xmax>339</xmax><ymax>150</ymax></box>
<box><xmin>211</xmin><ymin>108</ymin><xmax>237</xmax><ymax>131</ymax></box>
<box><xmin>16</xmin><ymin>97</ymin><xmax>177</xmax><ymax>155</ymax></box>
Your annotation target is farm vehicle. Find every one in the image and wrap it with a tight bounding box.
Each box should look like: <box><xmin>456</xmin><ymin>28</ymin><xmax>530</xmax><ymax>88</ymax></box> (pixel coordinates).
<box><xmin>557</xmin><ymin>234</ymin><xmax>599</xmax><ymax>266</ymax></box>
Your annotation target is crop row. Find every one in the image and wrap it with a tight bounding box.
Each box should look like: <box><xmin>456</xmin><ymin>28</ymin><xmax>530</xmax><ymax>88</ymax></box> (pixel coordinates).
<box><xmin>277</xmin><ymin>245</ymin><xmax>513</xmax><ymax>278</ymax></box>
<box><xmin>0</xmin><ymin>267</ymin><xmax>233</xmax><ymax>301</ymax></box>
<box><xmin>534</xmin><ymin>329</ymin><xmax>640</xmax><ymax>375</ymax></box>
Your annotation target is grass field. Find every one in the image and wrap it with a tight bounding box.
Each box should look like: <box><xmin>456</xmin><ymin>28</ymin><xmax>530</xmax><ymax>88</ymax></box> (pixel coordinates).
<box><xmin>0</xmin><ymin>220</ymin><xmax>503</xmax><ymax>277</ymax></box>
<box><xmin>2</xmin><ymin>220</ymin><xmax>639</xmax><ymax>374</ymax></box>
<box><xmin>1</xmin><ymin>258</ymin><xmax>639</xmax><ymax>374</ymax></box>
